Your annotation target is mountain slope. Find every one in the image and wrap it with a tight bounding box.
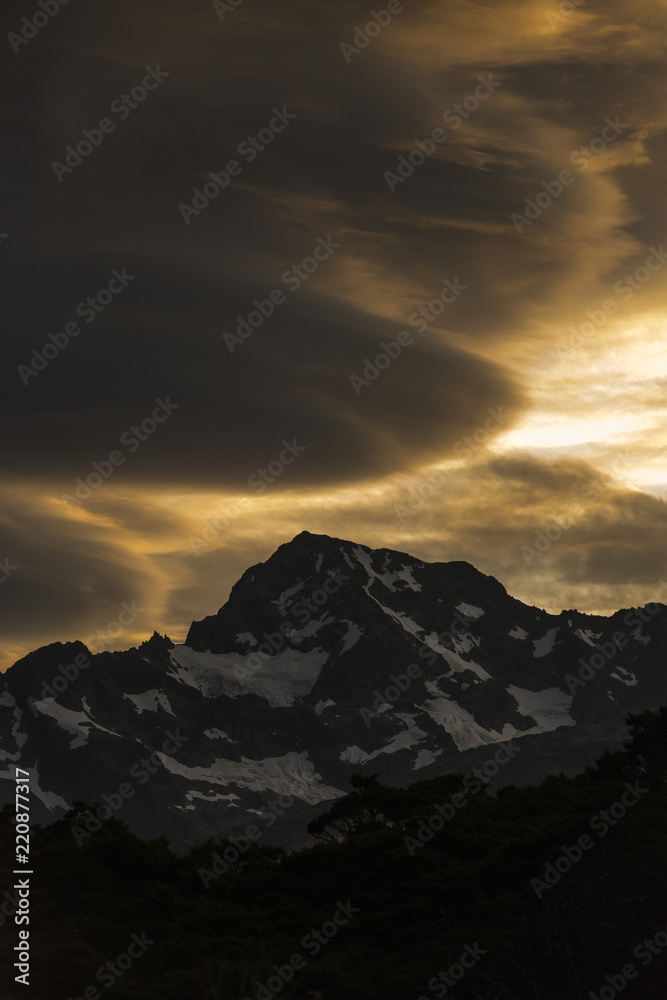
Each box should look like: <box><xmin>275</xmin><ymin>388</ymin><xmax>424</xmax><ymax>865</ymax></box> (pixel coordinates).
<box><xmin>1</xmin><ymin>531</ymin><xmax>665</xmax><ymax>845</ymax></box>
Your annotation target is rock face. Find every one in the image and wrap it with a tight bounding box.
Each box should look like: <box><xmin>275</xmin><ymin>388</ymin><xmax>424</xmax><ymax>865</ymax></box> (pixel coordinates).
<box><xmin>1</xmin><ymin>531</ymin><xmax>665</xmax><ymax>846</ymax></box>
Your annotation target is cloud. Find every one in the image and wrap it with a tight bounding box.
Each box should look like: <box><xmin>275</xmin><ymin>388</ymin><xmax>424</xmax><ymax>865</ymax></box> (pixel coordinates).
<box><xmin>0</xmin><ymin>486</ymin><xmax>168</xmax><ymax>669</ymax></box>
<box><xmin>3</xmin><ymin>248</ymin><xmax>524</xmax><ymax>489</ymax></box>
<box><xmin>1</xmin><ymin>0</ymin><xmax>666</xmax><ymax>665</ymax></box>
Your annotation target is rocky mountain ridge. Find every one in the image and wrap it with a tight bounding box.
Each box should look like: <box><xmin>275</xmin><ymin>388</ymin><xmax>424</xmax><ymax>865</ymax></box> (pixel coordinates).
<box><xmin>1</xmin><ymin>531</ymin><xmax>665</xmax><ymax>845</ymax></box>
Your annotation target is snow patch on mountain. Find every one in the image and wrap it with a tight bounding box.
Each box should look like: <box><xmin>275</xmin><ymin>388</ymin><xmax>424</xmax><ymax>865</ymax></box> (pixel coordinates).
<box><xmin>392</xmin><ymin>565</ymin><xmax>422</xmax><ymax>591</ymax></box>
<box><xmin>575</xmin><ymin>628</ymin><xmax>603</xmax><ymax>647</ymax></box>
<box><xmin>185</xmin><ymin>789</ymin><xmax>240</xmax><ymax>805</ymax></box>
<box><xmin>367</xmin><ymin>600</ymin><xmax>489</xmax><ymax>681</ymax></box>
<box><xmin>532</xmin><ymin>628</ymin><xmax>559</xmax><ymax>657</ymax></box>
<box><xmin>339</xmin><ymin>745</ymin><xmax>371</xmax><ymax>764</ymax></box>
<box><xmin>611</xmin><ymin>666</ymin><xmax>637</xmax><ymax>687</ymax></box>
<box><xmin>204</xmin><ymin>727</ymin><xmax>235</xmax><ymax>742</ymax></box>
<box><xmin>341</xmin><ymin>549</ymin><xmax>356</xmax><ymax>570</ymax></box>
<box><xmin>456</xmin><ymin>602</ymin><xmax>484</xmax><ymax>619</ymax></box>
<box><xmin>0</xmin><ymin>764</ymin><xmax>69</xmax><ymax>812</ymax></box>
<box><xmin>340</xmin><ymin>621</ymin><xmax>363</xmax><ymax>652</ymax></box>
<box><xmin>413</xmin><ymin>747</ymin><xmax>444</xmax><ymax>770</ymax></box>
<box><xmin>236</xmin><ymin>632</ymin><xmax>256</xmax><ymax>646</ymax></box>
<box><xmin>421</xmin><ymin>632</ymin><xmax>492</xmax><ymax>682</ymax></box>
<box><xmin>169</xmin><ymin>645</ymin><xmax>328</xmax><ymax>707</ymax></box>
<box><xmin>289</xmin><ymin>613</ymin><xmax>335</xmax><ymax>642</ymax></box>
<box><xmin>125</xmin><ymin>689</ymin><xmax>174</xmax><ymax>715</ymax></box>
<box><xmin>273</xmin><ymin>580</ymin><xmax>307</xmax><ymax>616</ymax></box>
<box><xmin>340</xmin><ymin>714</ymin><xmax>427</xmax><ymax>764</ymax></box>
<box><xmin>32</xmin><ymin>699</ymin><xmax>118</xmax><ymax>748</ymax></box>
<box><xmin>421</xmin><ymin>694</ymin><xmax>505</xmax><ymax>750</ymax></box>
<box><xmin>352</xmin><ymin>546</ymin><xmax>421</xmax><ymax>593</ymax></box>
<box><xmin>372</xmin><ymin>600</ymin><xmax>422</xmax><ymax>637</ymax></box>
<box><xmin>156</xmin><ymin>748</ymin><xmax>344</xmax><ymax>804</ymax></box>
<box><xmin>451</xmin><ymin>633</ymin><xmax>480</xmax><ymax>655</ymax></box>
<box><xmin>507</xmin><ymin>685</ymin><xmax>574</xmax><ymax>732</ymax></box>
<box><xmin>0</xmin><ymin>690</ymin><xmax>27</xmax><ymax>761</ymax></box>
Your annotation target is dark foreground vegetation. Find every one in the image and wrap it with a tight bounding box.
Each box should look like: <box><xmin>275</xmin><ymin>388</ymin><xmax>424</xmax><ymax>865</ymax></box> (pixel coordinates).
<box><xmin>1</xmin><ymin>708</ymin><xmax>666</xmax><ymax>1000</ymax></box>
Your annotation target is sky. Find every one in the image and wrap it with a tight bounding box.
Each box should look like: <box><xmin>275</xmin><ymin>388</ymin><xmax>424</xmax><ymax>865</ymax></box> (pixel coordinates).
<box><xmin>2</xmin><ymin>0</ymin><xmax>667</xmax><ymax>669</ymax></box>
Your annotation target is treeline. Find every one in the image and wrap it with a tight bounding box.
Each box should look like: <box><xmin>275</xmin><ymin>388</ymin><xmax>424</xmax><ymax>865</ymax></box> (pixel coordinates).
<box><xmin>1</xmin><ymin>707</ymin><xmax>667</xmax><ymax>1000</ymax></box>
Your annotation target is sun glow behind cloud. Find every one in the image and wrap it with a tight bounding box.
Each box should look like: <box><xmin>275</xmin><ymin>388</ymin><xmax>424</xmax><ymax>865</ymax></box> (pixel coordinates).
<box><xmin>491</xmin><ymin>314</ymin><xmax>667</xmax><ymax>496</ymax></box>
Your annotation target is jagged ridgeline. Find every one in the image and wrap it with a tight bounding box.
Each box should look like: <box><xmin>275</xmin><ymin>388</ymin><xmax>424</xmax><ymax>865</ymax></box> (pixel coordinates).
<box><xmin>1</xmin><ymin>531</ymin><xmax>666</xmax><ymax>846</ymax></box>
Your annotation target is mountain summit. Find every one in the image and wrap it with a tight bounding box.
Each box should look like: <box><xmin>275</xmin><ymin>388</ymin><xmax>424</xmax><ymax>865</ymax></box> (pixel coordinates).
<box><xmin>1</xmin><ymin>532</ymin><xmax>665</xmax><ymax>844</ymax></box>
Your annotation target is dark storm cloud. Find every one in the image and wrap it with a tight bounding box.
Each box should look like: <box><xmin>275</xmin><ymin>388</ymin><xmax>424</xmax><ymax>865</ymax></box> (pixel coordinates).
<box><xmin>2</xmin><ymin>0</ymin><xmax>662</xmax><ymax>496</ymax></box>
<box><xmin>2</xmin><ymin>248</ymin><xmax>522</xmax><ymax>489</ymax></box>
<box><xmin>384</xmin><ymin>453</ymin><xmax>667</xmax><ymax>610</ymax></box>
<box><xmin>0</xmin><ymin>488</ymin><xmax>163</xmax><ymax>653</ymax></box>
<box><xmin>2</xmin><ymin>0</ymin><xmax>666</xmax><ymax>665</ymax></box>
<box><xmin>1</xmin><ymin>0</ymin><xmax>534</xmax><ymax>491</ymax></box>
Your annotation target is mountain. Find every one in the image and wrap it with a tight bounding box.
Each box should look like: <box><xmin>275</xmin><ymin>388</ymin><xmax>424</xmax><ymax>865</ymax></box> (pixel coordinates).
<box><xmin>1</xmin><ymin>530</ymin><xmax>666</xmax><ymax>846</ymax></box>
